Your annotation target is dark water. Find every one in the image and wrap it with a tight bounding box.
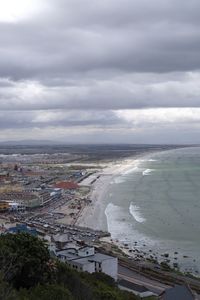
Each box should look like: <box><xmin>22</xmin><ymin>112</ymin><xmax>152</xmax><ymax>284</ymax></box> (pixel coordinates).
<box><xmin>105</xmin><ymin>147</ymin><xmax>200</xmax><ymax>274</ymax></box>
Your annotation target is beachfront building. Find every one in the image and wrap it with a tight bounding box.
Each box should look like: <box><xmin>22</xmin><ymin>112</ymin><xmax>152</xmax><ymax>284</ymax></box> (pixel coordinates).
<box><xmin>56</xmin><ymin>246</ymin><xmax>118</xmax><ymax>280</ymax></box>
<box><xmin>54</xmin><ymin>181</ymin><xmax>79</xmax><ymax>190</ymax></box>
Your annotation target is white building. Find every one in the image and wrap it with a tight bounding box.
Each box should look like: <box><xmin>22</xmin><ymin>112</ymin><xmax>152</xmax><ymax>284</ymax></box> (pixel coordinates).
<box><xmin>9</xmin><ymin>202</ymin><xmax>25</xmax><ymax>212</ymax></box>
<box><xmin>53</xmin><ymin>233</ymin><xmax>70</xmax><ymax>249</ymax></box>
<box><xmin>56</xmin><ymin>246</ymin><xmax>118</xmax><ymax>280</ymax></box>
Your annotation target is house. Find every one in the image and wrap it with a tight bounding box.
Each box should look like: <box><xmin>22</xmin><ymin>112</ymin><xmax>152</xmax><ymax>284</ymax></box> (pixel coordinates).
<box><xmin>118</xmin><ymin>279</ymin><xmax>156</xmax><ymax>298</ymax></box>
<box><xmin>56</xmin><ymin>246</ymin><xmax>118</xmax><ymax>280</ymax></box>
<box><xmin>52</xmin><ymin>233</ymin><xmax>70</xmax><ymax>249</ymax></box>
<box><xmin>159</xmin><ymin>285</ymin><xmax>196</xmax><ymax>300</ymax></box>
<box><xmin>54</xmin><ymin>181</ymin><xmax>79</xmax><ymax>190</ymax></box>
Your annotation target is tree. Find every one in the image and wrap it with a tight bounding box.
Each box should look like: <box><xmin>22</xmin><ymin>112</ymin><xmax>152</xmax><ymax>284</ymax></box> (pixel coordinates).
<box><xmin>0</xmin><ymin>233</ymin><xmax>51</xmax><ymax>289</ymax></box>
<box><xmin>0</xmin><ymin>234</ymin><xmax>139</xmax><ymax>300</ymax></box>
<box><xmin>0</xmin><ymin>273</ymin><xmax>17</xmax><ymax>300</ymax></box>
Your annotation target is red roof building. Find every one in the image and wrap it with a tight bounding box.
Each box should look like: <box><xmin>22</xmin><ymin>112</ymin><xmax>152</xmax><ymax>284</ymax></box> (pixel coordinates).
<box><xmin>54</xmin><ymin>181</ymin><xmax>79</xmax><ymax>190</ymax></box>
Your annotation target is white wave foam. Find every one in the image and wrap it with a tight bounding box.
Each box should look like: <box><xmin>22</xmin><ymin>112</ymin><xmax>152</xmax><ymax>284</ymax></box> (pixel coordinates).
<box><xmin>105</xmin><ymin>203</ymin><xmax>130</xmax><ymax>238</ymax></box>
<box><xmin>105</xmin><ymin>203</ymin><xmax>154</xmax><ymax>247</ymax></box>
<box><xmin>111</xmin><ymin>165</ymin><xmax>140</xmax><ymax>185</ymax></box>
<box><xmin>148</xmin><ymin>159</ymin><xmax>157</xmax><ymax>162</ymax></box>
<box><xmin>122</xmin><ymin>166</ymin><xmax>139</xmax><ymax>175</ymax></box>
<box><xmin>129</xmin><ymin>203</ymin><xmax>146</xmax><ymax>223</ymax></box>
<box><xmin>142</xmin><ymin>169</ymin><xmax>154</xmax><ymax>176</ymax></box>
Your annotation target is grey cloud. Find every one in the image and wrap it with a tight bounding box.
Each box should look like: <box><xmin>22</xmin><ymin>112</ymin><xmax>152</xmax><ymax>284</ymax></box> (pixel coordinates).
<box><xmin>1</xmin><ymin>107</ymin><xmax>200</xmax><ymax>131</ymax></box>
<box><xmin>0</xmin><ymin>0</ymin><xmax>200</xmax><ymax>82</ymax></box>
<box><xmin>0</xmin><ymin>110</ymin><xmax>124</xmax><ymax>129</ymax></box>
<box><xmin>53</xmin><ymin>0</ymin><xmax>200</xmax><ymax>28</ymax></box>
<box><xmin>0</xmin><ymin>75</ymin><xmax>200</xmax><ymax>111</ymax></box>
<box><xmin>0</xmin><ymin>0</ymin><xmax>200</xmax><ymax>142</ymax></box>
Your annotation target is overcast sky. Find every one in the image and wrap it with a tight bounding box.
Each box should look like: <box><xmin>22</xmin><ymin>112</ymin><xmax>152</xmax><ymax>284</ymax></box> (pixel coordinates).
<box><xmin>0</xmin><ymin>0</ymin><xmax>200</xmax><ymax>144</ymax></box>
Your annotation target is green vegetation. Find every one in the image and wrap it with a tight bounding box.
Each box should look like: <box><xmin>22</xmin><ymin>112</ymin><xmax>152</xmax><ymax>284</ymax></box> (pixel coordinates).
<box><xmin>0</xmin><ymin>233</ymin><xmax>140</xmax><ymax>300</ymax></box>
<box><xmin>0</xmin><ymin>232</ymin><xmax>51</xmax><ymax>289</ymax></box>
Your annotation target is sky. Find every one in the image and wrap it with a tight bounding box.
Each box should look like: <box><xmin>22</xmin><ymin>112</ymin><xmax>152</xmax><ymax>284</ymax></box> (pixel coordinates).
<box><xmin>0</xmin><ymin>0</ymin><xmax>200</xmax><ymax>144</ymax></box>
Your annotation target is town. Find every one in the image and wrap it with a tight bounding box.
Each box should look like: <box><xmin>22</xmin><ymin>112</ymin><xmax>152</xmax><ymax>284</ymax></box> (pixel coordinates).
<box><xmin>0</xmin><ymin>147</ymin><xmax>199</xmax><ymax>299</ymax></box>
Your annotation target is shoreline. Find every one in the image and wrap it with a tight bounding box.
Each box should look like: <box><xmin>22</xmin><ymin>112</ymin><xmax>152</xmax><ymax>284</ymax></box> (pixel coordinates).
<box><xmin>75</xmin><ymin>149</ymin><xmax>162</xmax><ymax>229</ymax></box>
<box><xmin>75</xmin><ymin>151</ymin><xmax>200</xmax><ymax>276</ymax></box>
<box><xmin>75</xmin><ymin>156</ymin><xmax>142</xmax><ymax>230</ymax></box>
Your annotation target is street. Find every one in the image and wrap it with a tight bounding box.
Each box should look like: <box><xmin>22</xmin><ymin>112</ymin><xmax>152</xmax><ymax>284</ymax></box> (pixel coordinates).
<box><xmin>118</xmin><ymin>264</ymin><xmax>170</xmax><ymax>295</ymax></box>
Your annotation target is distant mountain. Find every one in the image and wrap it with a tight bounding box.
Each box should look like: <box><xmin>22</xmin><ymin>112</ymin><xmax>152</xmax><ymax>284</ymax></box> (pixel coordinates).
<box><xmin>0</xmin><ymin>140</ymin><xmax>60</xmax><ymax>146</ymax></box>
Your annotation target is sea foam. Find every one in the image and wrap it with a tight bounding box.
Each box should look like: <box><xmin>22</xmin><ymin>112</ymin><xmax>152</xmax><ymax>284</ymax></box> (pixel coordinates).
<box><xmin>105</xmin><ymin>203</ymin><xmax>151</xmax><ymax>246</ymax></box>
<box><xmin>142</xmin><ymin>169</ymin><xmax>154</xmax><ymax>176</ymax></box>
<box><xmin>122</xmin><ymin>166</ymin><xmax>139</xmax><ymax>176</ymax></box>
<box><xmin>129</xmin><ymin>203</ymin><xmax>146</xmax><ymax>223</ymax></box>
<box><xmin>105</xmin><ymin>203</ymin><xmax>130</xmax><ymax>238</ymax></box>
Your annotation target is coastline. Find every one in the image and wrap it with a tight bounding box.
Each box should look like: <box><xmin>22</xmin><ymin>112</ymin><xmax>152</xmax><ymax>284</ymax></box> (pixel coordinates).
<box><xmin>75</xmin><ymin>150</ymin><xmax>200</xmax><ymax>276</ymax></box>
<box><xmin>75</xmin><ymin>148</ymin><xmax>162</xmax><ymax>230</ymax></box>
<box><xmin>75</xmin><ymin>156</ymin><xmax>143</xmax><ymax>230</ymax></box>
<box><xmin>55</xmin><ymin>151</ymin><xmax>157</xmax><ymax>229</ymax></box>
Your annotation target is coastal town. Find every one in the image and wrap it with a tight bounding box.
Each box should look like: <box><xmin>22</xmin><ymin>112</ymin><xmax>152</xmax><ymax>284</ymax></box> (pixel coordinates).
<box><xmin>0</xmin><ymin>146</ymin><xmax>200</xmax><ymax>299</ymax></box>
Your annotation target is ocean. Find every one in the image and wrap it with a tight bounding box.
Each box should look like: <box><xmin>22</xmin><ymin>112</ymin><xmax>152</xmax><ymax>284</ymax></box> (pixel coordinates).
<box><xmin>104</xmin><ymin>147</ymin><xmax>200</xmax><ymax>274</ymax></box>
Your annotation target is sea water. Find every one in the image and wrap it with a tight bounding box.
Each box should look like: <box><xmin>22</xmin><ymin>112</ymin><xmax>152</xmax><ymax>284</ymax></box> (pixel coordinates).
<box><xmin>104</xmin><ymin>147</ymin><xmax>200</xmax><ymax>274</ymax></box>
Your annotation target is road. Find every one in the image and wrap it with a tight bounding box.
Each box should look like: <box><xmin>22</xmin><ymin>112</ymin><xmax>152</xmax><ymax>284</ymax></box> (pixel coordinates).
<box><xmin>118</xmin><ymin>265</ymin><xmax>170</xmax><ymax>295</ymax></box>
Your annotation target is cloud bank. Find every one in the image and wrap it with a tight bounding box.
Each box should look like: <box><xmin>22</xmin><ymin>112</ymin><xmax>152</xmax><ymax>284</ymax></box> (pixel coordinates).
<box><xmin>0</xmin><ymin>0</ymin><xmax>200</xmax><ymax>143</ymax></box>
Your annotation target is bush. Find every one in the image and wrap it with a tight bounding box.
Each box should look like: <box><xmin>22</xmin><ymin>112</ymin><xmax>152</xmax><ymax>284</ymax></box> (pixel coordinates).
<box><xmin>17</xmin><ymin>284</ymin><xmax>73</xmax><ymax>300</ymax></box>
<box><xmin>0</xmin><ymin>233</ymin><xmax>51</xmax><ymax>289</ymax></box>
<box><xmin>0</xmin><ymin>234</ymin><xmax>139</xmax><ymax>300</ymax></box>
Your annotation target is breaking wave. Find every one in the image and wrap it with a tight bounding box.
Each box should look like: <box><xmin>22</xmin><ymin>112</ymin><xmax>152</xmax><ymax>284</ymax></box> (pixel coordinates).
<box><xmin>142</xmin><ymin>169</ymin><xmax>154</xmax><ymax>176</ymax></box>
<box><xmin>105</xmin><ymin>203</ymin><xmax>130</xmax><ymax>238</ymax></box>
<box><xmin>129</xmin><ymin>203</ymin><xmax>146</xmax><ymax>223</ymax></box>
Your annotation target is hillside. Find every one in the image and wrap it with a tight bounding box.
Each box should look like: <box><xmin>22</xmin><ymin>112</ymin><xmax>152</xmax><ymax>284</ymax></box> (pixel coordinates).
<box><xmin>0</xmin><ymin>233</ymin><xmax>140</xmax><ymax>300</ymax></box>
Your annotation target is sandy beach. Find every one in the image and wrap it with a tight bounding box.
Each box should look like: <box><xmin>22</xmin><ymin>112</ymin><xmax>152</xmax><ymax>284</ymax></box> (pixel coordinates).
<box><xmin>76</xmin><ymin>149</ymin><xmax>200</xmax><ymax>275</ymax></box>
<box><xmin>76</xmin><ymin>158</ymin><xmax>140</xmax><ymax>230</ymax></box>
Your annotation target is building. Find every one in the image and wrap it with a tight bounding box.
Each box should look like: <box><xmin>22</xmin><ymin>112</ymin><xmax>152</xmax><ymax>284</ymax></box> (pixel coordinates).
<box><xmin>52</xmin><ymin>233</ymin><xmax>70</xmax><ymax>249</ymax></box>
<box><xmin>0</xmin><ymin>191</ymin><xmax>41</xmax><ymax>208</ymax></box>
<box><xmin>0</xmin><ymin>200</ymin><xmax>9</xmax><ymax>211</ymax></box>
<box><xmin>118</xmin><ymin>279</ymin><xmax>156</xmax><ymax>298</ymax></box>
<box><xmin>54</xmin><ymin>181</ymin><xmax>79</xmax><ymax>190</ymax></box>
<box><xmin>159</xmin><ymin>285</ymin><xmax>196</xmax><ymax>300</ymax></box>
<box><xmin>8</xmin><ymin>201</ymin><xmax>25</xmax><ymax>212</ymax></box>
<box><xmin>56</xmin><ymin>246</ymin><xmax>118</xmax><ymax>280</ymax></box>
<box><xmin>0</xmin><ymin>200</ymin><xmax>25</xmax><ymax>212</ymax></box>
<box><xmin>8</xmin><ymin>224</ymin><xmax>37</xmax><ymax>236</ymax></box>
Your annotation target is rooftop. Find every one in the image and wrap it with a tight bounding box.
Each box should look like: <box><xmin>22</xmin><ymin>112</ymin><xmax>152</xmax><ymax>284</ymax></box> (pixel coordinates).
<box><xmin>118</xmin><ymin>279</ymin><xmax>148</xmax><ymax>293</ymax></box>
<box><xmin>56</xmin><ymin>248</ymin><xmax>116</xmax><ymax>265</ymax></box>
<box><xmin>159</xmin><ymin>285</ymin><xmax>195</xmax><ymax>300</ymax></box>
<box><xmin>54</xmin><ymin>181</ymin><xmax>79</xmax><ymax>190</ymax></box>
